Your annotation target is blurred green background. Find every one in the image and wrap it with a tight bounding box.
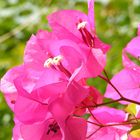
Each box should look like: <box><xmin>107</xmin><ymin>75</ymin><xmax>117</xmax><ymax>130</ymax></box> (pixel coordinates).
<box><xmin>0</xmin><ymin>0</ymin><xmax>140</xmax><ymax>139</ymax></box>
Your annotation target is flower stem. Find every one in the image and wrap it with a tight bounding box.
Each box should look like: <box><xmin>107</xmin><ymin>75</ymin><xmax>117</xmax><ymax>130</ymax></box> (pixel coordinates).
<box><xmin>98</xmin><ymin>70</ymin><xmax>140</xmax><ymax>105</ymax></box>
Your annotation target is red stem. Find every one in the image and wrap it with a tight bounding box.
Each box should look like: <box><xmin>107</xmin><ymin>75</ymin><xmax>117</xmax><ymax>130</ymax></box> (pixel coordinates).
<box><xmin>98</xmin><ymin>70</ymin><xmax>140</xmax><ymax>105</ymax></box>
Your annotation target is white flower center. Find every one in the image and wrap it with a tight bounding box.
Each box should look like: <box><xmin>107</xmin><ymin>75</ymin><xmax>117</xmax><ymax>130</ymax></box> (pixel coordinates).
<box><xmin>77</xmin><ymin>21</ymin><xmax>87</xmax><ymax>30</ymax></box>
<box><xmin>44</xmin><ymin>58</ymin><xmax>53</xmax><ymax>68</ymax></box>
<box><xmin>44</xmin><ymin>55</ymin><xmax>63</xmax><ymax>68</ymax></box>
<box><xmin>52</xmin><ymin>55</ymin><xmax>63</xmax><ymax>65</ymax></box>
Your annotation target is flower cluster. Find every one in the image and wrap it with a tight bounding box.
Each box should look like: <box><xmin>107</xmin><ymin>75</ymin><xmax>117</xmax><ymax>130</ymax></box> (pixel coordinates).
<box><xmin>1</xmin><ymin>0</ymin><xmax>140</xmax><ymax>140</ymax></box>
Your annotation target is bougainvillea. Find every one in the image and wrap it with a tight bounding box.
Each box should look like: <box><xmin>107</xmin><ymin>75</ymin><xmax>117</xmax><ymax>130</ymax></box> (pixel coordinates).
<box><xmin>1</xmin><ymin>0</ymin><xmax>140</xmax><ymax>140</ymax></box>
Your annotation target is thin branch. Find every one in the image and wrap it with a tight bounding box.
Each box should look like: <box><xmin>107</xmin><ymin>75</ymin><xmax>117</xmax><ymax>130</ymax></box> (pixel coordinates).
<box><xmin>82</xmin><ymin>102</ymin><xmax>103</xmax><ymax>125</ymax></box>
<box><xmin>99</xmin><ymin>73</ymin><xmax>124</xmax><ymax>98</ymax></box>
<box><xmin>86</xmin><ymin>126</ymin><xmax>102</xmax><ymax>139</ymax></box>
<box><xmin>82</xmin><ymin>98</ymin><xmax>122</xmax><ymax>109</ymax></box>
<box><xmin>99</xmin><ymin>70</ymin><xmax>140</xmax><ymax>105</ymax></box>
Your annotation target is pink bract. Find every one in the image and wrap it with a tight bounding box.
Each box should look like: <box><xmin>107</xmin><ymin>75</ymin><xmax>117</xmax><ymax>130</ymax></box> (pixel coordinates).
<box><xmin>13</xmin><ymin>116</ymin><xmax>87</xmax><ymax>140</ymax></box>
<box><xmin>105</xmin><ymin>25</ymin><xmax>140</xmax><ymax>103</ymax></box>
<box><xmin>48</xmin><ymin>0</ymin><xmax>110</xmax><ymax>78</ymax></box>
<box><xmin>105</xmin><ymin>68</ymin><xmax>140</xmax><ymax>103</ymax></box>
<box><xmin>87</xmin><ymin>107</ymin><xmax>129</xmax><ymax>140</ymax></box>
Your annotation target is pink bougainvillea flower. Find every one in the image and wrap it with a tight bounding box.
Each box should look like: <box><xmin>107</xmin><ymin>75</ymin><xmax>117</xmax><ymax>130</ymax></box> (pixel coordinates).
<box><xmin>12</xmin><ymin>73</ymin><xmax>88</xmax><ymax>140</ymax></box>
<box><xmin>105</xmin><ymin>25</ymin><xmax>140</xmax><ymax>103</ymax></box>
<box><xmin>47</xmin><ymin>0</ymin><xmax>111</xmax><ymax>78</ymax></box>
<box><xmin>1</xmin><ymin>1</ymin><xmax>110</xmax><ymax>114</ymax></box>
<box><xmin>17</xmin><ymin>118</ymin><xmax>62</xmax><ymax>140</ymax></box>
<box><xmin>0</xmin><ymin>60</ymin><xmax>66</xmax><ymax>111</ymax></box>
<box><xmin>86</xmin><ymin>107</ymin><xmax>129</xmax><ymax>140</ymax></box>
<box><xmin>24</xmin><ymin>31</ymin><xmax>83</xmax><ymax>79</ymax></box>
<box><xmin>13</xmin><ymin>116</ymin><xmax>87</xmax><ymax>140</ymax></box>
<box><xmin>14</xmin><ymin>73</ymin><xmax>88</xmax><ymax>123</ymax></box>
<box><xmin>1</xmin><ymin>28</ymin><xmax>89</xmax><ymax>126</ymax></box>
<box><xmin>12</xmin><ymin>116</ymin><xmax>62</xmax><ymax>140</ymax></box>
<box><xmin>48</xmin><ymin>0</ymin><xmax>110</xmax><ymax>53</ymax></box>
<box><xmin>105</xmin><ymin>68</ymin><xmax>140</xmax><ymax>103</ymax></box>
<box><xmin>1</xmin><ymin>0</ymin><xmax>110</xmax><ymax>105</ymax></box>
<box><xmin>0</xmin><ymin>64</ymin><xmax>67</xmax><ymax>124</ymax></box>
<box><xmin>23</xmin><ymin>28</ymin><xmax>105</xmax><ymax>81</ymax></box>
<box><xmin>12</xmin><ymin>81</ymin><xmax>88</xmax><ymax>139</ymax></box>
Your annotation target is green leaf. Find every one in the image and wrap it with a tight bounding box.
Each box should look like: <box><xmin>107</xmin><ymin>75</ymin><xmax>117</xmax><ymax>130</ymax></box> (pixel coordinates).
<box><xmin>130</xmin><ymin>125</ymin><xmax>140</xmax><ymax>138</ymax></box>
<box><xmin>125</xmin><ymin>103</ymin><xmax>137</xmax><ymax>115</ymax></box>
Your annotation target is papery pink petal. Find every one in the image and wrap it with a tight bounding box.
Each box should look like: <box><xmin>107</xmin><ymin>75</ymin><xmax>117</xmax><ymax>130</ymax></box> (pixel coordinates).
<box><xmin>36</xmin><ymin>29</ymin><xmax>56</xmax><ymax>40</ymax></box>
<box><xmin>105</xmin><ymin>68</ymin><xmax>140</xmax><ymax>103</ymax></box>
<box><xmin>48</xmin><ymin>10</ymin><xmax>89</xmax><ymax>40</ymax></box>
<box><xmin>92</xmin><ymin>106</ymin><xmax>126</xmax><ymax>124</ymax></box>
<box><xmin>48</xmin><ymin>39</ymin><xmax>85</xmax><ymax>74</ymax></box>
<box><xmin>24</xmin><ymin>35</ymin><xmax>47</xmax><ymax>71</ymax></box>
<box><xmin>64</xmin><ymin>82</ymin><xmax>89</xmax><ymax>106</ymax></box>
<box><xmin>32</xmin><ymin>68</ymin><xmax>66</xmax><ymax>90</ymax></box>
<box><xmin>21</xmin><ymin>121</ymin><xmax>62</xmax><ymax>140</ymax></box>
<box><xmin>74</xmin><ymin>49</ymin><xmax>106</xmax><ymax>80</ymax></box>
<box><xmin>14</xmin><ymin>67</ymin><xmax>66</xmax><ymax>101</ymax></box>
<box><xmin>64</xmin><ymin>117</ymin><xmax>87</xmax><ymax>140</ymax></box>
<box><xmin>87</xmin><ymin>127</ymin><xmax>122</xmax><ymax>140</ymax></box>
<box><xmin>14</xmin><ymin>117</ymin><xmax>62</xmax><ymax>140</ymax></box>
<box><xmin>31</xmin><ymin>82</ymin><xmax>67</xmax><ymax>104</ymax></box>
<box><xmin>48</xmin><ymin>97</ymin><xmax>73</xmax><ymax>125</ymax></box>
<box><xmin>14</xmin><ymin>94</ymin><xmax>48</xmax><ymax>124</ymax></box>
<box><xmin>124</xmin><ymin>36</ymin><xmax>140</xmax><ymax>59</ymax></box>
<box><xmin>47</xmin><ymin>22</ymin><xmax>81</xmax><ymax>43</ymax></box>
<box><xmin>91</xmin><ymin>48</ymin><xmax>106</xmax><ymax>67</ymax></box>
<box><xmin>0</xmin><ymin>65</ymin><xmax>24</xmax><ymax>111</ymax></box>
<box><xmin>24</xmin><ymin>30</ymin><xmax>57</xmax><ymax>71</ymax></box>
<box><xmin>49</xmin><ymin>82</ymin><xmax>88</xmax><ymax>123</ymax></box>
<box><xmin>28</xmin><ymin>69</ymin><xmax>67</xmax><ymax>104</ymax></box>
<box><xmin>60</xmin><ymin>46</ymin><xmax>83</xmax><ymax>73</ymax></box>
<box><xmin>48</xmin><ymin>83</ymin><xmax>88</xmax><ymax>140</ymax></box>
<box><xmin>21</xmin><ymin>122</ymin><xmax>47</xmax><ymax>140</ymax></box>
<box><xmin>87</xmin><ymin>107</ymin><xmax>128</xmax><ymax>140</ymax></box>
<box><xmin>48</xmin><ymin>9</ymin><xmax>110</xmax><ymax>54</ymax></box>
